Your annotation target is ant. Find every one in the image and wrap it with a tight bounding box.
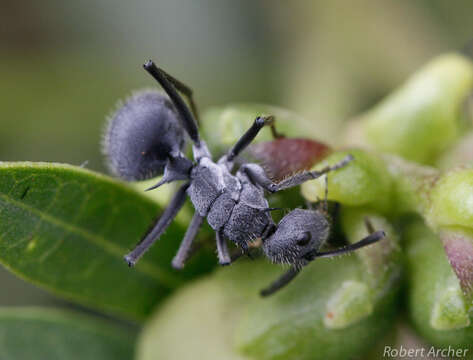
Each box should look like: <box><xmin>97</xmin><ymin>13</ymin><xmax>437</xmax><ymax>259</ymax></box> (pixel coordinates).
<box><xmin>103</xmin><ymin>60</ymin><xmax>385</xmax><ymax>296</ymax></box>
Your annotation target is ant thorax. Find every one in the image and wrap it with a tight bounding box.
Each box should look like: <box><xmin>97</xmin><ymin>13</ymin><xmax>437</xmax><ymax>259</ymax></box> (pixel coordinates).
<box><xmin>187</xmin><ymin>155</ymin><xmax>274</xmax><ymax>250</ymax></box>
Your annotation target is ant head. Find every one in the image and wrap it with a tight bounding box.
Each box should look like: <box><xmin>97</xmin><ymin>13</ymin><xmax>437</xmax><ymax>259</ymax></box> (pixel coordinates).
<box><xmin>263</xmin><ymin>208</ymin><xmax>330</xmax><ymax>266</ymax></box>
<box><xmin>103</xmin><ymin>90</ymin><xmax>187</xmax><ymax>181</ymax></box>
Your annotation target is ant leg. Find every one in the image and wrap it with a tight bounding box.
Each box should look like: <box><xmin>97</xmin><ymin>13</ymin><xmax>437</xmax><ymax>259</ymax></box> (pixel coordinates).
<box><xmin>226</xmin><ymin>115</ymin><xmax>275</xmax><ymax>162</ymax></box>
<box><xmin>323</xmin><ymin>174</ymin><xmax>328</xmax><ymax>212</ymax></box>
<box><xmin>171</xmin><ymin>212</ymin><xmax>204</xmax><ymax>270</ymax></box>
<box><xmin>243</xmin><ymin>155</ymin><xmax>353</xmax><ymax>193</ymax></box>
<box><xmin>272</xmin><ymin>155</ymin><xmax>353</xmax><ymax>191</ymax></box>
<box><xmin>268</xmin><ymin>117</ymin><xmax>285</xmax><ymax>139</ymax></box>
<box><xmin>304</xmin><ymin>230</ymin><xmax>386</xmax><ymax>261</ymax></box>
<box><xmin>229</xmin><ymin>238</ymin><xmax>262</xmax><ymax>262</ymax></box>
<box><xmin>157</xmin><ymin>67</ymin><xmax>200</xmax><ymax>123</ymax></box>
<box><xmin>241</xmin><ymin>163</ymin><xmax>275</xmax><ymax>190</ymax></box>
<box><xmin>216</xmin><ymin>230</ymin><xmax>231</xmax><ymax>265</ymax></box>
<box><xmin>124</xmin><ymin>182</ymin><xmax>189</xmax><ymax>266</ymax></box>
<box><xmin>260</xmin><ymin>267</ymin><xmax>301</xmax><ymax>297</ymax></box>
<box><xmin>143</xmin><ymin>61</ymin><xmax>201</xmax><ymax>145</ymax></box>
<box><xmin>145</xmin><ymin>156</ymin><xmax>193</xmax><ymax>191</ymax></box>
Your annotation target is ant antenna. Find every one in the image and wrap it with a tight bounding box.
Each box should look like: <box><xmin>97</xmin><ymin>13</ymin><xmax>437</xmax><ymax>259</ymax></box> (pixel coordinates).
<box><xmin>305</xmin><ymin>230</ymin><xmax>385</xmax><ymax>261</ymax></box>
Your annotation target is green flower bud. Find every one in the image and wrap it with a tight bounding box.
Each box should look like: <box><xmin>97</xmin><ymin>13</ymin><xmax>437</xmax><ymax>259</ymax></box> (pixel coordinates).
<box><xmin>437</xmin><ymin>132</ymin><xmax>473</xmax><ymax>170</ymax></box>
<box><xmin>301</xmin><ymin>150</ymin><xmax>473</xmax><ymax>314</ymax></box>
<box><xmin>137</xmin><ymin>279</ymin><xmax>248</xmax><ymax>360</ymax></box>
<box><xmin>345</xmin><ymin>53</ymin><xmax>473</xmax><ymax>164</ymax></box>
<box><xmin>300</xmin><ymin>149</ymin><xmax>393</xmax><ymax>213</ymax></box>
<box><xmin>300</xmin><ymin>149</ymin><xmax>473</xmax><ymax>233</ymax></box>
<box><xmin>405</xmin><ymin>219</ymin><xmax>473</xmax><ymax>349</ymax></box>
<box><xmin>137</xmin><ymin>213</ymin><xmax>401</xmax><ymax>360</ymax></box>
<box><xmin>323</xmin><ymin>280</ymin><xmax>373</xmax><ymax>329</ymax></box>
<box><xmin>429</xmin><ymin>169</ymin><xmax>473</xmax><ymax>231</ymax></box>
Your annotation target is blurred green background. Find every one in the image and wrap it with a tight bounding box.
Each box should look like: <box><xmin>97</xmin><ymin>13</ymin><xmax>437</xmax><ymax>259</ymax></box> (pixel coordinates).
<box><xmin>1</xmin><ymin>0</ymin><xmax>473</xmax><ymax>340</ymax></box>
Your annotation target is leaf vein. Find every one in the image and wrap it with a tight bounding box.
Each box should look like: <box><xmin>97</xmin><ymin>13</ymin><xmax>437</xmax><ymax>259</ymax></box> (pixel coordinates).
<box><xmin>0</xmin><ymin>192</ymin><xmax>183</xmax><ymax>288</ymax></box>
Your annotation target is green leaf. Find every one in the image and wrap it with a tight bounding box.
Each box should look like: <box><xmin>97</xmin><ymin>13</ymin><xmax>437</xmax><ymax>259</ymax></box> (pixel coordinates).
<box><xmin>0</xmin><ymin>307</ymin><xmax>135</xmax><ymax>360</ymax></box>
<box><xmin>0</xmin><ymin>162</ymin><xmax>214</xmax><ymax>321</ymax></box>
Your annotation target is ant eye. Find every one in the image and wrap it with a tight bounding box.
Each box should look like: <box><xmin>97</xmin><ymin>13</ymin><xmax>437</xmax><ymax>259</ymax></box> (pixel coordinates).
<box><xmin>296</xmin><ymin>232</ymin><xmax>311</xmax><ymax>246</ymax></box>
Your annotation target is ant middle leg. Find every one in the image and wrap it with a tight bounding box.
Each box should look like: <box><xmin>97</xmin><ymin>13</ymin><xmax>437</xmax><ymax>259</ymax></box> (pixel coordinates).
<box><xmin>243</xmin><ymin>155</ymin><xmax>354</xmax><ymax>193</ymax></box>
<box><xmin>216</xmin><ymin>230</ymin><xmax>231</xmax><ymax>266</ymax></box>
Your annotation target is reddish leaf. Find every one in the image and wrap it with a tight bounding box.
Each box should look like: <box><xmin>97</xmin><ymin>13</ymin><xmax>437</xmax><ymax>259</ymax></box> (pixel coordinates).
<box><xmin>249</xmin><ymin>138</ymin><xmax>331</xmax><ymax>181</ymax></box>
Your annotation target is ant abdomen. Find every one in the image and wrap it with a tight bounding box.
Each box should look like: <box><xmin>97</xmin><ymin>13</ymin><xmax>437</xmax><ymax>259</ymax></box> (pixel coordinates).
<box><xmin>103</xmin><ymin>90</ymin><xmax>186</xmax><ymax>181</ymax></box>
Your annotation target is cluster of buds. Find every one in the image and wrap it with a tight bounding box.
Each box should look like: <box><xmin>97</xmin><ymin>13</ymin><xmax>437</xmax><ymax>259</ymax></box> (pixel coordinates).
<box><xmin>138</xmin><ymin>53</ymin><xmax>473</xmax><ymax>359</ymax></box>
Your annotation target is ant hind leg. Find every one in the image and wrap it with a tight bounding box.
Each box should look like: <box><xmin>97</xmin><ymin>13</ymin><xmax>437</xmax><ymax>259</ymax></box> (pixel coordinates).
<box><xmin>143</xmin><ymin>61</ymin><xmax>201</xmax><ymax>145</ymax></box>
<box><xmin>172</xmin><ymin>212</ymin><xmax>205</xmax><ymax>270</ymax></box>
<box><xmin>158</xmin><ymin>67</ymin><xmax>200</xmax><ymax>123</ymax></box>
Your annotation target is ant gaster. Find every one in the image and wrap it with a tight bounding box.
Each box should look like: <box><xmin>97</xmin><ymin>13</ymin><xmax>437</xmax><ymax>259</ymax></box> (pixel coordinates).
<box><xmin>103</xmin><ymin>60</ymin><xmax>385</xmax><ymax>296</ymax></box>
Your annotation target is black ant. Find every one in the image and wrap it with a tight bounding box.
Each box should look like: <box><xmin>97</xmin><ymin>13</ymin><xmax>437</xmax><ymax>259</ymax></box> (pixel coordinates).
<box><xmin>103</xmin><ymin>60</ymin><xmax>385</xmax><ymax>296</ymax></box>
